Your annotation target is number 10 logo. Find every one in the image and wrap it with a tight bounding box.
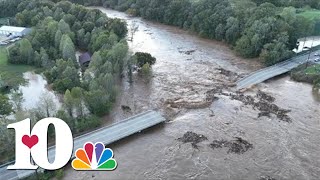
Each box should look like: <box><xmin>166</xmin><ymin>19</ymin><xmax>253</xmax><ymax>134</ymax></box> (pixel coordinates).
<box><xmin>7</xmin><ymin>118</ymin><xmax>73</xmax><ymax>170</ymax></box>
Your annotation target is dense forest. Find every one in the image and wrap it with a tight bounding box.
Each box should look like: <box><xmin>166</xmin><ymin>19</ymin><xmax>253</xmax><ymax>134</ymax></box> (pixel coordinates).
<box><xmin>51</xmin><ymin>0</ymin><xmax>320</xmax><ymax>66</ymax></box>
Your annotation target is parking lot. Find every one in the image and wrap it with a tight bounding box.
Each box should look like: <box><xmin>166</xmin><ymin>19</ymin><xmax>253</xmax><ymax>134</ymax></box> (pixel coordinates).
<box><xmin>0</xmin><ymin>35</ymin><xmax>21</xmax><ymax>46</ymax></box>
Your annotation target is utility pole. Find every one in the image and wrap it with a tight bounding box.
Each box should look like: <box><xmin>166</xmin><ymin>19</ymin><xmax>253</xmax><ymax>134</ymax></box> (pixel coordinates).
<box><xmin>302</xmin><ymin>36</ymin><xmax>307</xmax><ymax>52</ymax></box>
<box><xmin>306</xmin><ymin>37</ymin><xmax>315</xmax><ymax>68</ymax></box>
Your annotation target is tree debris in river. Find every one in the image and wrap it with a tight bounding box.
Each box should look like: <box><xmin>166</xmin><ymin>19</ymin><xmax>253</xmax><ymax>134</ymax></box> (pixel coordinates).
<box><xmin>178</xmin><ymin>49</ymin><xmax>196</xmax><ymax>55</ymax></box>
<box><xmin>221</xmin><ymin>91</ymin><xmax>292</xmax><ymax>122</ymax></box>
<box><xmin>256</xmin><ymin>90</ymin><xmax>275</xmax><ymax>103</ymax></box>
<box><xmin>165</xmin><ymin>98</ymin><xmax>214</xmax><ymax>109</ymax></box>
<box><xmin>121</xmin><ymin>105</ymin><xmax>132</xmax><ymax>112</ymax></box>
<box><xmin>209</xmin><ymin>137</ymin><xmax>253</xmax><ymax>154</ymax></box>
<box><xmin>165</xmin><ymin>86</ymin><xmax>222</xmax><ymax>110</ymax></box>
<box><xmin>177</xmin><ymin>131</ymin><xmax>208</xmax><ymax>148</ymax></box>
<box><xmin>217</xmin><ymin>68</ymin><xmax>239</xmax><ymax>81</ymax></box>
<box><xmin>259</xmin><ymin>176</ymin><xmax>277</xmax><ymax>180</ymax></box>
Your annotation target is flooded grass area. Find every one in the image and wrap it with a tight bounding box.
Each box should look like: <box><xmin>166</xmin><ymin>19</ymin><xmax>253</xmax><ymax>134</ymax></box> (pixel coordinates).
<box><xmin>298</xmin><ymin>9</ymin><xmax>320</xmax><ymax>20</ymax></box>
<box><xmin>18</xmin><ymin>72</ymin><xmax>60</xmax><ymax>110</ymax></box>
<box><xmin>0</xmin><ymin>47</ymin><xmax>59</xmax><ymax>112</ymax></box>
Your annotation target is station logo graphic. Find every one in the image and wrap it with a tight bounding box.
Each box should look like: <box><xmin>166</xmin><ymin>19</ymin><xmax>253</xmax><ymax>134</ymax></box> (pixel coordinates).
<box><xmin>7</xmin><ymin>118</ymin><xmax>117</xmax><ymax>171</ymax></box>
<box><xmin>72</xmin><ymin>142</ymin><xmax>117</xmax><ymax>171</ymax></box>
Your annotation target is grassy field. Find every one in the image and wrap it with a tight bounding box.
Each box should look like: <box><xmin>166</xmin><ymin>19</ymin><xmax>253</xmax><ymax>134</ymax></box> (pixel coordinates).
<box><xmin>0</xmin><ymin>47</ymin><xmax>7</xmax><ymax>65</ymax></box>
<box><xmin>305</xmin><ymin>64</ymin><xmax>320</xmax><ymax>74</ymax></box>
<box><xmin>0</xmin><ymin>46</ymin><xmax>35</xmax><ymax>92</ymax></box>
<box><xmin>298</xmin><ymin>9</ymin><xmax>320</xmax><ymax>20</ymax></box>
<box><xmin>0</xmin><ymin>47</ymin><xmax>34</xmax><ymax>73</ymax></box>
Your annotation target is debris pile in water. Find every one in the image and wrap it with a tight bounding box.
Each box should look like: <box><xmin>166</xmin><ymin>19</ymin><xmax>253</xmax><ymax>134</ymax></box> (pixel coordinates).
<box><xmin>256</xmin><ymin>90</ymin><xmax>275</xmax><ymax>103</ymax></box>
<box><xmin>178</xmin><ymin>49</ymin><xmax>196</xmax><ymax>55</ymax></box>
<box><xmin>209</xmin><ymin>137</ymin><xmax>253</xmax><ymax>154</ymax></box>
<box><xmin>259</xmin><ymin>176</ymin><xmax>277</xmax><ymax>180</ymax></box>
<box><xmin>177</xmin><ymin>131</ymin><xmax>208</xmax><ymax>148</ymax></box>
<box><xmin>221</xmin><ymin>91</ymin><xmax>292</xmax><ymax>122</ymax></box>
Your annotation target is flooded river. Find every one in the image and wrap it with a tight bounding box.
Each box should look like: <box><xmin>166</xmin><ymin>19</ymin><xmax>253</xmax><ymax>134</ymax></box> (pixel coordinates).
<box><xmin>63</xmin><ymin>8</ymin><xmax>320</xmax><ymax>180</ymax></box>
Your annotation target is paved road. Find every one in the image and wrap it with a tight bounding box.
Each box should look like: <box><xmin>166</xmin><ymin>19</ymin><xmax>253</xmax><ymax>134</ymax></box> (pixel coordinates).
<box><xmin>237</xmin><ymin>50</ymin><xmax>320</xmax><ymax>90</ymax></box>
<box><xmin>0</xmin><ymin>110</ymin><xmax>165</xmax><ymax>180</ymax></box>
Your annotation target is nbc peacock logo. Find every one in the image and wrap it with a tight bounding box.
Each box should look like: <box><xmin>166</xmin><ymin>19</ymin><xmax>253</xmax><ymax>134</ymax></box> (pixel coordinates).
<box><xmin>72</xmin><ymin>142</ymin><xmax>117</xmax><ymax>171</ymax></box>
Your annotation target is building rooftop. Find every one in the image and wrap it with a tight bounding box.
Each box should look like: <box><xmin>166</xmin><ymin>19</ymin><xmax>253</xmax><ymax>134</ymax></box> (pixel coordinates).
<box><xmin>79</xmin><ymin>52</ymin><xmax>91</xmax><ymax>66</ymax></box>
<box><xmin>0</xmin><ymin>26</ymin><xmax>29</xmax><ymax>33</ymax></box>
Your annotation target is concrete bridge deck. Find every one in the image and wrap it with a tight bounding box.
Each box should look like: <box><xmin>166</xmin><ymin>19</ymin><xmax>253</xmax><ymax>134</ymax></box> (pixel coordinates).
<box><xmin>237</xmin><ymin>49</ymin><xmax>320</xmax><ymax>90</ymax></box>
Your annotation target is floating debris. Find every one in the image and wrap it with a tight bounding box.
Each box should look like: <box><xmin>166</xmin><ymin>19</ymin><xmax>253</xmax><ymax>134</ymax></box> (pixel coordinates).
<box><xmin>177</xmin><ymin>131</ymin><xmax>208</xmax><ymax>149</ymax></box>
<box><xmin>222</xmin><ymin>91</ymin><xmax>292</xmax><ymax>122</ymax></box>
<box><xmin>256</xmin><ymin>90</ymin><xmax>275</xmax><ymax>103</ymax></box>
<box><xmin>179</xmin><ymin>49</ymin><xmax>196</xmax><ymax>55</ymax></box>
<box><xmin>209</xmin><ymin>137</ymin><xmax>253</xmax><ymax>154</ymax></box>
<box><xmin>121</xmin><ymin>105</ymin><xmax>132</xmax><ymax>112</ymax></box>
<box><xmin>217</xmin><ymin>68</ymin><xmax>238</xmax><ymax>78</ymax></box>
<box><xmin>259</xmin><ymin>176</ymin><xmax>277</xmax><ymax>180</ymax></box>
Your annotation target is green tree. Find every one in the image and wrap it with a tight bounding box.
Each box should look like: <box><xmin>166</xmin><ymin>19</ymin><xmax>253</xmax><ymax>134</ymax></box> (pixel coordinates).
<box><xmin>58</xmin><ymin>19</ymin><xmax>71</xmax><ymax>34</ymax></box>
<box><xmin>0</xmin><ymin>94</ymin><xmax>13</xmax><ymax>117</ymax></box>
<box><xmin>64</xmin><ymin>89</ymin><xmax>74</xmax><ymax>118</ymax></box>
<box><xmin>76</xmin><ymin>28</ymin><xmax>86</xmax><ymax>49</ymax></box>
<box><xmin>84</xmin><ymin>90</ymin><xmax>111</xmax><ymax>116</ymax></box>
<box><xmin>71</xmin><ymin>87</ymin><xmax>85</xmax><ymax>118</ymax></box>
<box><xmin>38</xmin><ymin>92</ymin><xmax>57</xmax><ymax>118</ymax></box>
<box><xmin>225</xmin><ymin>17</ymin><xmax>241</xmax><ymax>45</ymax></box>
<box><xmin>260</xmin><ymin>33</ymin><xmax>293</xmax><ymax>66</ymax></box>
<box><xmin>134</xmin><ymin>52</ymin><xmax>156</xmax><ymax>68</ymax></box>
<box><xmin>215</xmin><ymin>24</ymin><xmax>225</xmax><ymax>41</ymax></box>
<box><xmin>141</xmin><ymin>62</ymin><xmax>151</xmax><ymax>76</ymax></box>
<box><xmin>60</xmin><ymin>34</ymin><xmax>76</xmax><ymax>61</ymax></box>
<box><xmin>46</xmin><ymin>20</ymin><xmax>59</xmax><ymax>45</ymax></box>
<box><xmin>11</xmin><ymin>90</ymin><xmax>23</xmax><ymax>111</ymax></box>
<box><xmin>40</xmin><ymin>48</ymin><xmax>51</xmax><ymax>68</ymax></box>
<box><xmin>88</xmin><ymin>51</ymin><xmax>103</xmax><ymax>74</ymax></box>
<box><xmin>19</xmin><ymin>39</ymin><xmax>34</xmax><ymax>65</ymax></box>
<box><xmin>55</xmin><ymin>30</ymin><xmax>63</xmax><ymax>49</ymax></box>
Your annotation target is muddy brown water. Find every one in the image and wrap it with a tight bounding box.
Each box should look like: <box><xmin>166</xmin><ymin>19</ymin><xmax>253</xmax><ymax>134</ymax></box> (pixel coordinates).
<box><xmin>16</xmin><ymin>72</ymin><xmax>60</xmax><ymax>110</ymax></box>
<box><xmin>63</xmin><ymin>8</ymin><xmax>320</xmax><ymax>180</ymax></box>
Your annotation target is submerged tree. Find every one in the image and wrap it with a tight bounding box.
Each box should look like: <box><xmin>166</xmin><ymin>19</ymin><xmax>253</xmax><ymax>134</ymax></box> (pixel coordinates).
<box><xmin>134</xmin><ymin>52</ymin><xmax>156</xmax><ymax>68</ymax></box>
<box><xmin>38</xmin><ymin>92</ymin><xmax>57</xmax><ymax>118</ymax></box>
<box><xmin>129</xmin><ymin>21</ymin><xmax>139</xmax><ymax>42</ymax></box>
<box><xmin>0</xmin><ymin>94</ymin><xmax>13</xmax><ymax>118</ymax></box>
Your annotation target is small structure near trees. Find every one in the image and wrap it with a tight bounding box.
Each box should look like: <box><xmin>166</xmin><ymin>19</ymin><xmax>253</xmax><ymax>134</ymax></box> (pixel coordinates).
<box><xmin>0</xmin><ymin>26</ymin><xmax>31</xmax><ymax>37</ymax></box>
<box><xmin>79</xmin><ymin>52</ymin><xmax>91</xmax><ymax>67</ymax></box>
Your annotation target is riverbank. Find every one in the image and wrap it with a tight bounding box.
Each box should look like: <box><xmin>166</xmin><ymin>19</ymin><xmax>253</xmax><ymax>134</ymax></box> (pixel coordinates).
<box><xmin>291</xmin><ymin>63</ymin><xmax>320</xmax><ymax>90</ymax></box>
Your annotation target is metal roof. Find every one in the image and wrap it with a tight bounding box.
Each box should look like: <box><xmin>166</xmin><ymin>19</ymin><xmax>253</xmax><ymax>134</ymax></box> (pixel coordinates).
<box><xmin>0</xmin><ymin>26</ymin><xmax>28</xmax><ymax>33</ymax></box>
<box><xmin>79</xmin><ymin>52</ymin><xmax>91</xmax><ymax>65</ymax></box>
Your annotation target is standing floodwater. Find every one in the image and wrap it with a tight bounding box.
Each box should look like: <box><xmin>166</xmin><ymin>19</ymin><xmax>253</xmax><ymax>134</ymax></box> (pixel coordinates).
<box><xmin>18</xmin><ymin>72</ymin><xmax>60</xmax><ymax>110</ymax></box>
<box><xmin>63</xmin><ymin>8</ymin><xmax>320</xmax><ymax>180</ymax></box>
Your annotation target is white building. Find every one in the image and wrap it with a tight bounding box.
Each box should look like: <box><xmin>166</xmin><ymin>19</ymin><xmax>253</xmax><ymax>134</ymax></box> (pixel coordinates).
<box><xmin>0</xmin><ymin>26</ymin><xmax>32</xmax><ymax>37</ymax></box>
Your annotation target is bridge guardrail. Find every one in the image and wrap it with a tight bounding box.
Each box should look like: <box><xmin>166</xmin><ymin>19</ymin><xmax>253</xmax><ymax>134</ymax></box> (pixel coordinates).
<box><xmin>237</xmin><ymin>45</ymin><xmax>320</xmax><ymax>84</ymax></box>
